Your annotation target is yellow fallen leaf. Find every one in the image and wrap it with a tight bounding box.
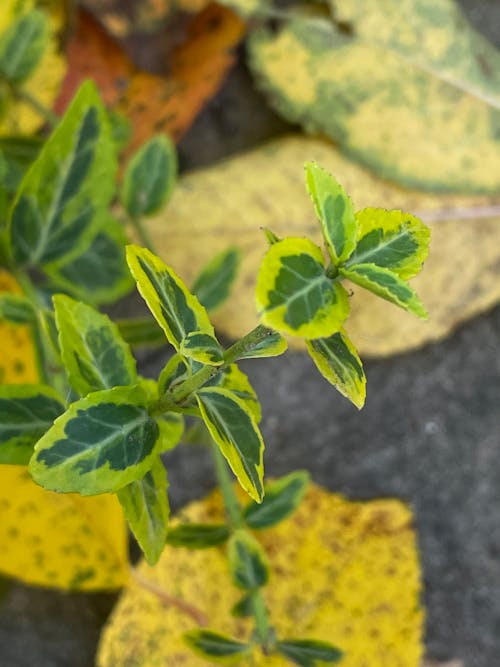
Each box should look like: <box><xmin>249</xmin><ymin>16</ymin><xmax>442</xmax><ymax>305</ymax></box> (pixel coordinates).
<box><xmin>146</xmin><ymin>134</ymin><xmax>500</xmax><ymax>356</ymax></box>
<box><xmin>97</xmin><ymin>483</ymin><xmax>423</xmax><ymax>666</ymax></box>
<box><xmin>0</xmin><ymin>270</ymin><xmax>129</xmax><ymax>590</ymax></box>
<box><xmin>0</xmin><ymin>0</ymin><xmax>66</xmax><ymax>135</ymax></box>
<box><xmin>248</xmin><ymin>2</ymin><xmax>500</xmax><ymax>193</ymax></box>
<box><xmin>0</xmin><ymin>269</ymin><xmax>39</xmax><ymax>383</ymax></box>
<box><xmin>0</xmin><ymin>465</ymin><xmax>128</xmax><ymax>590</ymax></box>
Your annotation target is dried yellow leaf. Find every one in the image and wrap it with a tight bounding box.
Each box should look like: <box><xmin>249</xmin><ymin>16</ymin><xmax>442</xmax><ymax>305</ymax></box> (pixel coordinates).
<box><xmin>146</xmin><ymin>135</ymin><xmax>500</xmax><ymax>356</ymax></box>
<box><xmin>0</xmin><ymin>269</ymin><xmax>38</xmax><ymax>384</ymax></box>
<box><xmin>0</xmin><ymin>0</ymin><xmax>66</xmax><ymax>135</ymax></box>
<box><xmin>98</xmin><ymin>483</ymin><xmax>423</xmax><ymax>666</ymax></box>
<box><xmin>0</xmin><ymin>270</ymin><xmax>129</xmax><ymax>590</ymax></box>
<box><xmin>0</xmin><ymin>465</ymin><xmax>128</xmax><ymax>590</ymax></box>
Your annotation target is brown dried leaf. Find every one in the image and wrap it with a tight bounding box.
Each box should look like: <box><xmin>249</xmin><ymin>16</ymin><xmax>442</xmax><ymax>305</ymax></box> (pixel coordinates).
<box><xmin>118</xmin><ymin>3</ymin><xmax>246</xmax><ymax>154</ymax></box>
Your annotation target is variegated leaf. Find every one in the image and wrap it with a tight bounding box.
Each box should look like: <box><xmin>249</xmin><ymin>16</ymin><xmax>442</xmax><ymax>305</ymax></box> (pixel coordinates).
<box><xmin>195</xmin><ymin>387</ymin><xmax>264</xmax><ymax>502</ymax></box>
<box><xmin>305</xmin><ymin>161</ymin><xmax>357</xmax><ymax>264</ymax></box>
<box><xmin>255</xmin><ymin>237</ymin><xmax>349</xmax><ymax>339</ymax></box>
<box><xmin>54</xmin><ymin>294</ymin><xmax>137</xmax><ymax>397</ymax></box>
<box><xmin>126</xmin><ymin>245</ymin><xmax>214</xmax><ymax>351</ymax></box>
<box><xmin>340</xmin><ymin>263</ymin><xmax>427</xmax><ymax>318</ymax></box>
<box><xmin>306</xmin><ymin>328</ymin><xmax>366</xmax><ymax>409</ymax></box>
<box><xmin>30</xmin><ymin>386</ymin><xmax>160</xmax><ymax>495</ymax></box>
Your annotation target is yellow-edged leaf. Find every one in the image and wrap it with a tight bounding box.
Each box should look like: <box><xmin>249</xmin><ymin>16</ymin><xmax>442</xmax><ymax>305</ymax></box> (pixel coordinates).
<box><xmin>145</xmin><ymin>135</ymin><xmax>500</xmax><ymax>356</ymax></box>
<box><xmin>306</xmin><ymin>328</ymin><xmax>366</xmax><ymax>409</ymax></box>
<box><xmin>347</xmin><ymin>208</ymin><xmax>430</xmax><ymax>280</ymax></box>
<box><xmin>305</xmin><ymin>161</ymin><xmax>357</xmax><ymax>264</ymax></box>
<box><xmin>126</xmin><ymin>245</ymin><xmax>214</xmax><ymax>352</ymax></box>
<box><xmin>97</xmin><ymin>484</ymin><xmax>423</xmax><ymax>666</ymax></box>
<box><xmin>255</xmin><ymin>237</ymin><xmax>349</xmax><ymax>339</ymax></box>
<box><xmin>195</xmin><ymin>387</ymin><xmax>264</xmax><ymax>503</ymax></box>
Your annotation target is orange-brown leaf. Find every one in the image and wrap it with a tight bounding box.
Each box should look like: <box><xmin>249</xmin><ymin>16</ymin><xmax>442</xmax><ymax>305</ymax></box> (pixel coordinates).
<box><xmin>119</xmin><ymin>3</ymin><xmax>246</xmax><ymax>153</ymax></box>
<box><xmin>54</xmin><ymin>8</ymin><xmax>134</xmax><ymax>113</ymax></box>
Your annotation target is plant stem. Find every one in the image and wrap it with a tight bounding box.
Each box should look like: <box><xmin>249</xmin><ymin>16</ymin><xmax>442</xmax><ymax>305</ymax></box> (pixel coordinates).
<box><xmin>150</xmin><ymin>324</ymin><xmax>275</xmax><ymax>415</ymax></box>
<box><xmin>12</xmin><ymin>271</ymin><xmax>50</xmax><ymax>384</ymax></box>
<box><xmin>251</xmin><ymin>590</ymin><xmax>272</xmax><ymax>652</ymax></box>
<box><xmin>211</xmin><ymin>442</ymin><xmax>242</xmax><ymax>528</ymax></box>
<box><xmin>130</xmin><ymin>215</ymin><xmax>156</xmax><ymax>254</ymax></box>
<box><xmin>14</xmin><ymin>88</ymin><xmax>59</xmax><ymax>129</ymax></box>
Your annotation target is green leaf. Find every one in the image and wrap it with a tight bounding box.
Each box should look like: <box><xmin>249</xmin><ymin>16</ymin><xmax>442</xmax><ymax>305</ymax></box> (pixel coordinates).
<box><xmin>117</xmin><ymin>317</ymin><xmax>164</xmax><ymax>348</ymax></box>
<box><xmin>45</xmin><ymin>215</ymin><xmax>133</xmax><ymax>306</ymax></box>
<box><xmin>195</xmin><ymin>387</ymin><xmax>264</xmax><ymax>502</ymax></box>
<box><xmin>8</xmin><ymin>81</ymin><xmax>116</xmax><ymax>267</ymax></box>
<box><xmin>306</xmin><ymin>329</ymin><xmax>366</xmax><ymax>409</ymax></box>
<box><xmin>243</xmin><ymin>471</ymin><xmax>310</xmax><ymax>529</ymax></box>
<box><xmin>304</xmin><ymin>162</ymin><xmax>357</xmax><ymax>264</ymax></box>
<box><xmin>231</xmin><ymin>593</ymin><xmax>253</xmax><ymax>617</ymax></box>
<box><xmin>122</xmin><ymin>134</ymin><xmax>177</xmax><ymax>219</ymax></box>
<box><xmin>0</xmin><ymin>384</ymin><xmax>65</xmax><ymax>465</ymax></box>
<box><xmin>249</xmin><ymin>5</ymin><xmax>500</xmax><ymax>193</ymax></box>
<box><xmin>192</xmin><ymin>247</ymin><xmax>240</xmax><ymax>313</ymax></box>
<box><xmin>117</xmin><ymin>456</ymin><xmax>169</xmax><ymax>565</ymax></box>
<box><xmin>346</xmin><ymin>208</ymin><xmax>430</xmax><ymax>280</ymax></box>
<box><xmin>228</xmin><ymin>530</ymin><xmax>269</xmax><ymax>590</ymax></box>
<box><xmin>180</xmin><ymin>331</ymin><xmax>224</xmax><ymax>366</ymax></box>
<box><xmin>184</xmin><ymin>630</ymin><xmax>250</xmax><ymax>663</ymax></box>
<box><xmin>0</xmin><ymin>10</ymin><xmax>48</xmax><ymax>84</ymax></box>
<box><xmin>29</xmin><ymin>385</ymin><xmax>160</xmax><ymax>495</ymax></box>
<box><xmin>158</xmin><ymin>353</ymin><xmax>189</xmax><ymax>395</ymax></box>
<box><xmin>339</xmin><ymin>263</ymin><xmax>428</xmax><ymax>318</ymax></box>
<box><xmin>205</xmin><ymin>364</ymin><xmax>262</xmax><ymax>423</ymax></box>
<box><xmin>0</xmin><ymin>135</ymin><xmax>42</xmax><ymax>194</ymax></box>
<box><xmin>126</xmin><ymin>245</ymin><xmax>214</xmax><ymax>351</ymax></box>
<box><xmin>236</xmin><ymin>330</ymin><xmax>288</xmax><ymax>360</ymax></box>
<box><xmin>53</xmin><ymin>294</ymin><xmax>137</xmax><ymax>397</ymax></box>
<box><xmin>256</xmin><ymin>237</ymin><xmax>349</xmax><ymax>339</ymax></box>
<box><xmin>0</xmin><ymin>293</ymin><xmax>34</xmax><ymax>324</ymax></box>
<box><xmin>166</xmin><ymin>523</ymin><xmax>230</xmax><ymax>549</ymax></box>
<box><xmin>276</xmin><ymin>639</ymin><xmax>343</xmax><ymax>666</ymax></box>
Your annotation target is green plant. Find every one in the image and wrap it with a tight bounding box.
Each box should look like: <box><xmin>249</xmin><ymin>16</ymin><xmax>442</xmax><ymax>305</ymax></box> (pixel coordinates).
<box><xmin>0</xmin><ymin>7</ymin><xmax>430</xmax><ymax>665</ymax></box>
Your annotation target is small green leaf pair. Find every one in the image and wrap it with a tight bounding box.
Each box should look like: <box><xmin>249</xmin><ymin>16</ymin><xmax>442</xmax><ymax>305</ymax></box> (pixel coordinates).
<box><xmin>256</xmin><ymin>162</ymin><xmax>430</xmax><ymax>408</ymax></box>
<box><xmin>165</xmin><ymin>471</ymin><xmax>309</xmax><ymax>552</ymax></box>
<box><xmin>185</xmin><ymin>631</ymin><xmax>342</xmax><ymax>665</ymax></box>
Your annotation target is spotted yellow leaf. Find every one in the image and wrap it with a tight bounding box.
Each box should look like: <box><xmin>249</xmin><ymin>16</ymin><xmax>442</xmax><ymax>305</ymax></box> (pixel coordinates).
<box><xmin>145</xmin><ymin>135</ymin><xmax>500</xmax><ymax>356</ymax></box>
<box><xmin>0</xmin><ymin>465</ymin><xmax>128</xmax><ymax>590</ymax></box>
<box><xmin>0</xmin><ymin>271</ymin><xmax>129</xmax><ymax>590</ymax></box>
<box><xmin>248</xmin><ymin>3</ymin><xmax>500</xmax><ymax>193</ymax></box>
<box><xmin>97</xmin><ymin>484</ymin><xmax>423</xmax><ymax>666</ymax></box>
<box><xmin>0</xmin><ymin>269</ymin><xmax>39</xmax><ymax>384</ymax></box>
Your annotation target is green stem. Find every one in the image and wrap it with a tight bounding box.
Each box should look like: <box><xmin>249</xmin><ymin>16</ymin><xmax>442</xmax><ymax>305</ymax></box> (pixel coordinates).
<box><xmin>211</xmin><ymin>442</ymin><xmax>242</xmax><ymax>528</ymax></box>
<box><xmin>12</xmin><ymin>271</ymin><xmax>49</xmax><ymax>384</ymax></box>
<box><xmin>251</xmin><ymin>589</ymin><xmax>272</xmax><ymax>652</ymax></box>
<box><xmin>14</xmin><ymin>88</ymin><xmax>59</xmax><ymax>129</ymax></box>
<box><xmin>150</xmin><ymin>324</ymin><xmax>274</xmax><ymax>415</ymax></box>
<box><xmin>130</xmin><ymin>215</ymin><xmax>156</xmax><ymax>254</ymax></box>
